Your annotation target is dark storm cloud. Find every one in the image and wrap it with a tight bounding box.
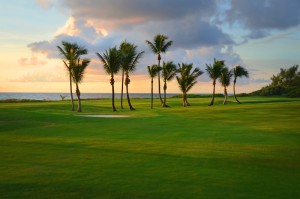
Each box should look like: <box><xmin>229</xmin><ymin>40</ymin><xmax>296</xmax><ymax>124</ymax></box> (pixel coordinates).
<box><xmin>61</xmin><ymin>0</ymin><xmax>216</xmax><ymax>21</ymax></box>
<box><xmin>167</xmin><ymin>19</ymin><xmax>235</xmax><ymax>49</ymax></box>
<box><xmin>225</xmin><ymin>0</ymin><xmax>300</xmax><ymax>38</ymax></box>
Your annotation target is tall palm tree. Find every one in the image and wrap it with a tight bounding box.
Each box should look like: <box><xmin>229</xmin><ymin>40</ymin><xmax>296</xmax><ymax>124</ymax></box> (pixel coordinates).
<box><xmin>147</xmin><ymin>65</ymin><xmax>161</xmax><ymax>109</ymax></box>
<box><xmin>57</xmin><ymin>41</ymin><xmax>88</xmax><ymax>111</ymax></box>
<box><xmin>119</xmin><ymin>41</ymin><xmax>144</xmax><ymax>110</ymax></box>
<box><xmin>219</xmin><ymin>67</ymin><xmax>232</xmax><ymax>105</ymax></box>
<box><xmin>72</xmin><ymin>58</ymin><xmax>90</xmax><ymax>112</ymax></box>
<box><xmin>96</xmin><ymin>47</ymin><xmax>121</xmax><ymax>111</ymax></box>
<box><xmin>232</xmin><ymin>65</ymin><xmax>249</xmax><ymax>104</ymax></box>
<box><xmin>146</xmin><ymin>34</ymin><xmax>173</xmax><ymax>104</ymax></box>
<box><xmin>161</xmin><ymin>61</ymin><xmax>177</xmax><ymax>107</ymax></box>
<box><xmin>206</xmin><ymin>59</ymin><xmax>225</xmax><ymax>106</ymax></box>
<box><xmin>176</xmin><ymin>63</ymin><xmax>203</xmax><ymax>107</ymax></box>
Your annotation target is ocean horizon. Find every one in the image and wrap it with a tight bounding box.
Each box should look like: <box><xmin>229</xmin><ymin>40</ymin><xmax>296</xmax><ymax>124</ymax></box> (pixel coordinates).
<box><xmin>0</xmin><ymin>92</ymin><xmax>184</xmax><ymax>101</ymax></box>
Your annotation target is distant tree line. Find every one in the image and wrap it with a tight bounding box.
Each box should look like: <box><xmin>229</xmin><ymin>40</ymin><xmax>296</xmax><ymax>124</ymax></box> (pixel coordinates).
<box><xmin>57</xmin><ymin>34</ymin><xmax>249</xmax><ymax>112</ymax></box>
<box><xmin>250</xmin><ymin>65</ymin><xmax>300</xmax><ymax>97</ymax></box>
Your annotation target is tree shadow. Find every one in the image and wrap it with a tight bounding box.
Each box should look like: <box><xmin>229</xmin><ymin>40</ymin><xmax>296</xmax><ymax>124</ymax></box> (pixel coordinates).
<box><xmin>242</xmin><ymin>98</ymin><xmax>300</xmax><ymax>104</ymax></box>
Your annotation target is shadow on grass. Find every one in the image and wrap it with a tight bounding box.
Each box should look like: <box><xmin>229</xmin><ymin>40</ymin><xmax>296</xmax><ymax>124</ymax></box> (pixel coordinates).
<box><xmin>242</xmin><ymin>98</ymin><xmax>300</xmax><ymax>104</ymax></box>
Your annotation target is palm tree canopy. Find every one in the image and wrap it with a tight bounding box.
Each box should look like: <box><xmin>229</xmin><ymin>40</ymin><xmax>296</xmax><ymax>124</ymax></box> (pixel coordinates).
<box><xmin>119</xmin><ymin>41</ymin><xmax>144</xmax><ymax>73</ymax></box>
<box><xmin>219</xmin><ymin>67</ymin><xmax>232</xmax><ymax>87</ymax></box>
<box><xmin>162</xmin><ymin>61</ymin><xmax>177</xmax><ymax>82</ymax></box>
<box><xmin>147</xmin><ymin>65</ymin><xmax>161</xmax><ymax>78</ymax></box>
<box><xmin>96</xmin><ymin>47</ymin><xmax>121</xmax><ymax>75</ymax></box>
<box><xmin>177</xmin><ymin>63</ymin><xmax>203</xmax><ymax>93</ymax></box>
<box><xmin>72</xmin><ymin>58</ymin><xmax>90</xmax><ymax>83</ymax></box>
<box><xmin>206</xmin><ymin>59</ymin><xmax>225</xmax><ymax>80</ymax></box>
<box><xmin>145</xmin><ymin>34</ymin><xmax>173</xmax><ymax>55</ymax></box>
<box><xmin>233</xmin><ymin>65</ymin><xmax>249</xmax><ymax>79</ymax></box>
<box><xmin>57</xmin><ymin>41</ymin><xmax>88</xmax><ymax>70</ymax></box>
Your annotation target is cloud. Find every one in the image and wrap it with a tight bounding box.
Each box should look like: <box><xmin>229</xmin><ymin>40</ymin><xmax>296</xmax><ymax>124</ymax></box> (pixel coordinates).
<box><xmin>224</xmin><ymin>0</ymin><xmax>300</xmax><ymax>39</ymax></box>
<box><xmin>61</xmin><ymin>0</ymin><xmax>216</xmax><ymax>24</ymax></box>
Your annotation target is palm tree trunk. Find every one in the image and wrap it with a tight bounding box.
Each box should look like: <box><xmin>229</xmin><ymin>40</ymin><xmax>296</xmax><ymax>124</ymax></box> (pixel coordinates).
<box><xmin>125</xmin><ymin>74</ymin><xmax>135</xmax><ymax>110</ymax></box>
<box><xmin>121</xmin><ymin>70</ymin><xmax>124</xmax><ymax>109</ymax></box>
<box><xmin>111</xmin><ymin>75</ymin><xmax>116</xmax><ymax>111</ymax></box>
<box><xmin>157</xmin><ymin>54</ymin><xmax>163</xmax><ymax>104</ymax></box>
<box><xmin>223</xmin><ymin>87</ymin><xmax>227</xmax><ymax>105</ymax></box>
<box><xmin>69</xmin><ymin>74</ymin><xmax>75</xmax><ymax>111</ymax></box>
<box><xmin>162</xmin><ymin>80</ymin><xmax>168</xmax><ymax>107</ymax></box>
<box><xmin>151</xmin><ymin>78</ymin><xmax>153</xmax><ymax>109</ymax></box>
<box><xmin>233</xmin><ymin>78</ymin><xmax>241</xmax><ymax>104</ymax></box>
<box><xmin>76</xmin><ymin>83</ymin><xmax>81</xmax><ymax>112</ymax></box>
<box><xmin>182</xmin><ymin>92</ymin><xmax>187</xmax><ymax>107</ymax></box>
<box><xmin>209</xmin><ymin>80</ymin><xmax>216</xmax><ymax>106</ymax></box>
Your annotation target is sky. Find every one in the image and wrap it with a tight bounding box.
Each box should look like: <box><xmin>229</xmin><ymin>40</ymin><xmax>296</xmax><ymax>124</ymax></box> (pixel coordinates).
<box><xmin>1</xmin><ymin>0</ymin><xmax>300</xmax><ymax>94</ymax></box>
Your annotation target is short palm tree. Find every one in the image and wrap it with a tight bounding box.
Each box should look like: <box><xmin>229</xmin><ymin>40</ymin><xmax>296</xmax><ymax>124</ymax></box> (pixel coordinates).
<box><xmin>219</xmin><ymin>67</ymin><xmax>232</xmax><ymax>105</ymax></box>
<box><xmin>176</xmin><ymin>63</ymin><xmax>203</xmax><ymax>107</ymax></box>
<box><xmin>146</xmin><ymin>34</ymin><xmax>173</xmax><ymax>104</ymax></box>
<box><xmin>57</xmin><ymin>41</ymin><xmax>87</xmax><ymax>111</ymax></box>
<box><xmin>119</xmin><ymin>41</ymin><xmax>144</xmax><ymax>110</ymax></box>
<box><xmin>161</xmin><ymin>61</ymin><xmax>177</xmax><ymax>107</ymax></box>
<box><xmin>233</xmin><ymin>65</ymin><xmax>249</xmax><ymax>104</ymax></box>
<box><xmin>147</xmin><ymin>65</ymin><xmax>161</xmax><ymax>109</ymax></box>
<box><xmin>72</xmin><ymin>58</ymin><xmax>90</xmax><ymax>112</ymax></box>
<box><xmin>96</xmin><ymin>47</ymin><xmax>121</xmax><ymax>111</ymax></box>
<box><xmin>206</xmin><ymin>59</ymin><xmax>225</xmax><ymax>106</ymax></box>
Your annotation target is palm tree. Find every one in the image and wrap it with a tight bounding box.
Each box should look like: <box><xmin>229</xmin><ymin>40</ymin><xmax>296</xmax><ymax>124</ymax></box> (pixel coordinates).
<box><xmin>72</xmin><ymin>58</ymin><xmax>90</xmax><ymax>112</ymax></box>
<box><xmin>161</xmin><ymin>61</ymin><xmax>177</xmax><ymax>107</ymax></box>
<box><xmin>119</xmin><ymin>41</ymin><xmax>144</xmax><ymax>110</ymax></box>
<box><xmin>146</xmin><ymin>34</ymin><xmax>173</xmax><ymax>104</ymax></box>
<box><xmin>219</xmin><ymin>67</ymin><xmax>232</xmax><ymax>105</ymax></box>
<box><xmin>147</xmin><ymin>65</ymin><xmax>161</xmax><ymax>109</ymax></box>
<box><xmin>57</xmin><ymin>41</ymin><xmax>88</xmax><ymax>111</ymax></box>
<box><xmin>206</xmin><ymin>59</ymin><xmax>225</xmax><ymax>106</ymax></box>
<box><xmin>96</xmin><ymin>47</ymin><xmax>121</xmax><ymax>111</ymax></box>
<box><xmin>232</xmin><ymin>65</ymin><xmax>249</xmax><ymax>104</ymax></box>
<box><xmin>176</xmin><ymin>63</ymin><xmax>203</xmax><ymax>107</ymax></box>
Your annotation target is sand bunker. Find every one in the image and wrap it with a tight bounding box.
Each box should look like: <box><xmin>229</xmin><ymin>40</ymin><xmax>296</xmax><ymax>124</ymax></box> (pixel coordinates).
<box><xmin>78</xmin><ymin>114</ymin><xmax>129</xmax><ymax>118</ymax></box>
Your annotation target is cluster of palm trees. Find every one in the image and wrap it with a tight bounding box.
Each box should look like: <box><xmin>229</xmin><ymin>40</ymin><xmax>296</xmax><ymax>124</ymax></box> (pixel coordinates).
<box><xmin>96</xmin><ymin>41</ymin><xmax>144</xmax><ymax>111</ymax></box>
<box><xmin>57</xmin><ymin>34</ymin><xmax>249</xmax><ymax>112</ymax></box>
<box><xmin>206</xmin><ymin>59</ymin><xmax>249</xmax><ymax>106</ymax></box>
<box><xmin>57</xmin><ymin>41</ymin><xmax>90</xmax><ymax>112</ymax></box>
<box><xmin>146</xmin><ymin>35</ymin><xmax>204</xmax><ymax>108</ymax></box>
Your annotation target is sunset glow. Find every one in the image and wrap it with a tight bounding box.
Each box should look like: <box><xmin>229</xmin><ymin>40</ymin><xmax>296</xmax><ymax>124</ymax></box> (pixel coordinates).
<box><xmin>1</xmin><ymin>0</ymin><xmax>300</xmax><ymax>93</ymax></box>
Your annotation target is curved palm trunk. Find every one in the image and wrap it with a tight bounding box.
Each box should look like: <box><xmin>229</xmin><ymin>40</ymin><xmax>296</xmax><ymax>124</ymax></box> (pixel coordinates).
<box><xmin>223</xmin><ymin>87</ymin><xmax>228</xmax><ymax>105</ymax></box>
<box><xmin>75</xmin><ymin>83</ymin><xmax>81</xmax><ymax>112</ymax></box>
<box><xmin>125</xmin><ymin>74</ymin><xmax>135</xmax><ymax>110</ymax></box>
<box><xmin>120</xmin><ymin>70</ymin><xmax>124</xmax><ymax>109</ymax></box>
<box><xmin>69</xmin><ymin>74</ymin><xmax>75</xmax><ymax>111</ymax></box>
<box><xmin>151</xmin><ymin>78</ymin><xmax>154</xmax><ymax>109</ymax></box>
<box><xmin>233</xmin><ymin>78</ymin><xmax>241</xmax><ymax>104</ymax></box>
<box><xmin>157</xmin><ymin>54</ymin><xmax>163</xmax><ymax>104</ymax></box>
<box><xmin>110</xmin><ymin>75</ymin><xmax>116</xmax><ymax>111</ymax></box>
<box><xmin>162</xmin><ymin>80</ymin><xmax>168</xmax><ymax>107</ymax></box>
<box><xmin>209</xmin><ymin>80</ymin><xmax>216</xmax><ymax>106</ymax></box>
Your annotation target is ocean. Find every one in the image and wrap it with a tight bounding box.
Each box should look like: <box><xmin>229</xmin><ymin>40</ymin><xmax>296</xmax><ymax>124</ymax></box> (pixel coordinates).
<box><xmin>0</xmin><ymin>92</ymin><xmax>180</xmax><ymax>101</ymax></box>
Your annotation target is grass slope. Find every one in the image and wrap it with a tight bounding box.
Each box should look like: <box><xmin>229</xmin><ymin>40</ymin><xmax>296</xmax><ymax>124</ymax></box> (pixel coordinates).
<box><xmin>0</xmin><ymin>97</ymin><xmax>300</xmax><ymax>198</ymax></box>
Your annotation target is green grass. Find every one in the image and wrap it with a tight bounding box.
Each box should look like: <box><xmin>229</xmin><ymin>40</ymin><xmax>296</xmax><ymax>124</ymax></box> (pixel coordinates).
<box><xmin>0</xmin><ymin>96</ymin><xmax>299</xmax><ymax>198</ymax></box>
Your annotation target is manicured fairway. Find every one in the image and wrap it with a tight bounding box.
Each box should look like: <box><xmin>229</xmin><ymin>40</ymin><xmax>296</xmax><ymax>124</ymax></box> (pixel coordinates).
<box><xmin>0</xmin><ymin>97</ymin><xmax>299</xmax><ymax>198</ymax></box>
